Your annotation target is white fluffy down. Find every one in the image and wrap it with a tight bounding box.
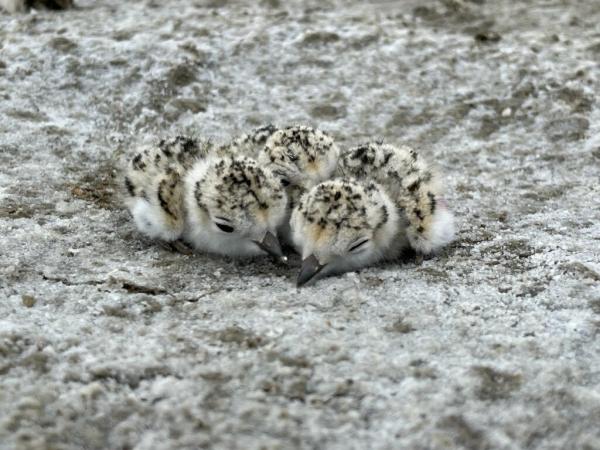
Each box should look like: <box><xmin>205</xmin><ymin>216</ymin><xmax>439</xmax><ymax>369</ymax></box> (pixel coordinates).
<box><xmin>410</xmin><ymin>206</ymin><xmax>455</xmax><ymax>255</ymax></box>
<box><xmin>128</xmin><ymin>198</ymin><xmax>183</xmax><ymax>242</ymax></box>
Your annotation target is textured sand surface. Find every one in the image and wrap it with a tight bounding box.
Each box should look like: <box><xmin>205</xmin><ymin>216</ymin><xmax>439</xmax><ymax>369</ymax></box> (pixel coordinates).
<box><xmin>1</xmin><ymin>1</ymin><xmax>599</xmax><ymax>449</ymax></box>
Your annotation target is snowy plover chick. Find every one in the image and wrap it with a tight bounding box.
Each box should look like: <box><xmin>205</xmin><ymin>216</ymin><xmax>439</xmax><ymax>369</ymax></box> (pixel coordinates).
<box><xmin>220</xmin><ymin>124</ymin><xmax>340</xmax><ymax>203</ymax></box>
<box><xmin>0</xmin><ymin>0</ymin><xmax>73</xmax><ymax>13</ymax></box>
<box><xmin>260</xmin><ymin>125</ymin><xmax>340</xmax><ymax>202</ymax></box>
<box><xmin>257</xmin><ymin>125</ymin><xmax>341</xmax><ymax>243</ymax></box>
<box><xmin>123</xmin><ymin>135</ymin><xmax>207</xmax><ymax>249</ymax></box>
<box><xmin>183</xmin><ymin>155</ymin><xmax>288</xmax><ymax>261</ymax></box>
<box><xmin>218</xmin><ymin>124</ymin><xmax>279</xmax><ymax>159</ymax></box>
<box><xmin>338</xmin><ymin>142</ymin><xmax>455</xmax><ymax>257</ymax></box>
<box><xmin>290</xmin><ymin>179</ymin><xmax>402</xmax><ymax>286</ymax></box>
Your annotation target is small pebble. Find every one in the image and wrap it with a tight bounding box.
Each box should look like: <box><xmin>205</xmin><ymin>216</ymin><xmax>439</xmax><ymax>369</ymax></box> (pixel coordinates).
<box><xmin>22</xmin><ymin>294</ymin><xmax>36</xmax><ymax>307</ymax></box>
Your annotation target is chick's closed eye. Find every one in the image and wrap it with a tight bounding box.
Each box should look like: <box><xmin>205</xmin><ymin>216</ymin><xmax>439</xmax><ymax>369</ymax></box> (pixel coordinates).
<box><xmin>349</xmin><ymin>239</ymin><xmax>369</xmax><ymax>252</ymax></box>
<box><xmin>216</xmin><ymin>222</ymin><xmax>234</xmax><ymax>233</ymax></box>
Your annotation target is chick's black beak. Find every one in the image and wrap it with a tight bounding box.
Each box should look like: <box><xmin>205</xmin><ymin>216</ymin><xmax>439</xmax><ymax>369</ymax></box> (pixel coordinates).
<box><xmin>254</xmin><ymin>231</ymin><xmax>287</xmax><ymax>264</ymax></box>
<box><xmin>297</xmin><ymin>254</ymin><xmax>325</xmax><ymax>287</ymax></box>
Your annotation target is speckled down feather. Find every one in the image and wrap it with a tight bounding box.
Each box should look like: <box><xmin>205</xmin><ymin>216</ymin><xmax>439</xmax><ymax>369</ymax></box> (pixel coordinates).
<box><xmin>218</xmin><ymin>124</ymin><xmax>279</xmax><ymax>159</ymax></box>
<box><xmin>183</xmin><ymin>155</ymin><xmax>288</xmax><ymax>257</ymax></box>
<box><xmin>122</xmin><ymin>136</ymin><xmax>209</xmax><ymax>241</ymax></box>
<box><xmin>290</xmin><ymin>178</ymin><xmax>402</xmax><ymax>280</ymax></box>
<box><xmin>260</xmin><ymin>125</ymin><xmax>341</xmax><ymax>207</ymax></box>
<box><xmin>338</xmin><ymin>142</ymin><xmax>454</xmax><ymax>255</ymax></box>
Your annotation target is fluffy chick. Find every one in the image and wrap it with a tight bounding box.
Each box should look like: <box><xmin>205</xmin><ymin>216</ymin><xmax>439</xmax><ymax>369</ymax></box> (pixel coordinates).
<box><xmin>290</xmin><ymin>179</ymin><xmax>402</xmax><ymax>286</ymax></box>
<box><xmin>256</xmin><ymin>125</ymin><xmax>341</xmax><ymax>243</ymax></box>
<box><xmin>184</xmin><ymin>155</ymin><xmax>288</xmax><ymax>259</ymax></box>
<box><xmin>220</xmin><ymin>124</ymin><xmax>340</xmax><ymax>206</ymax></box>
<box><xmin>123</xmin><ymin>135</ymin><xmax>207</xmax><ymax>243</ymax></box>
<box><xmin>259</xmin><ymin>125</ymin><xmax>341</xmax><ymax>207</ymax></box>
<box><xmin>218</xmin><ymin>124</ymin><xmax>279</xmax><ymax>159</ymax></box>
<box><xmin>337</xmin><ymin>142</ymin><xmax>455</xmax><ymax>256</ymax></box>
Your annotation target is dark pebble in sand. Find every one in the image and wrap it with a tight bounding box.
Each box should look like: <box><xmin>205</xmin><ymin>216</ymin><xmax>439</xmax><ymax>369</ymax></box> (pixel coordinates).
<box><xmin>474</xmin><ymin>30</ymin><xmax>501</xmax><ymax>43</ymax></box>
<box><xmin>301</xmin><ymin>31</ymin><xmax>341</xmax><ymax>46</ymax></box>
<box><xmin>22</xmin><ymin>295</ymin><xmax>36</xmax><ymax>308</ymax></box>
<box><xmin>544</xmin><ymin>116</ymin><xmax>589</xmax><ymax>142</ymax></box>
<box><xmin>49</xmin><ymin>36</ymin><xmax>77</xmax><ymax>52</ymax></box>
<box><xmin>310</xmin><ymin>104</ymin><xmax>347</xmax><ymax>120</ymax></box>
<box><xmin>167</xmin><ymin>63</ymin><xmax>197</xmax><ymax>88</ymax></box>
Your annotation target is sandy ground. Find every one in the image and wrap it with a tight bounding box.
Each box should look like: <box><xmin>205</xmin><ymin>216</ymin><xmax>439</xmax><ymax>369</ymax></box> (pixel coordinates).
<box><xmin>1</xmin><ymin>1</ymin><xmax>599</xmax><ymax>449</ymax></box>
